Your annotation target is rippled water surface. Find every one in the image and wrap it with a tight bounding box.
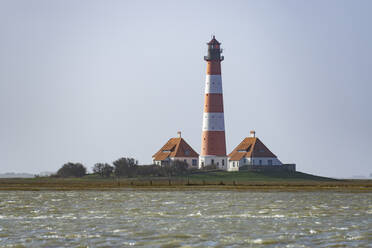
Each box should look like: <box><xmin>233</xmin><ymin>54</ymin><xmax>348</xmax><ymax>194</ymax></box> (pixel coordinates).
<box><xmin>0</xmin><ymin>190</ymin><xmax>371</xmax><ymax>247</ymax></box>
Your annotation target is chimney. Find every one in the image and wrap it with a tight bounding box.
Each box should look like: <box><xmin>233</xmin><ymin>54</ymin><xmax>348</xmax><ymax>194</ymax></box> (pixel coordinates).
<box><xmin>250</xmin><ymin>130</ymin><xmax>256</xmax><ymax>138</ymax></box>
<box><xmin>177</xmin><ymin>131</ymin><xmax>182</xmax><ymax>138</ymax></box>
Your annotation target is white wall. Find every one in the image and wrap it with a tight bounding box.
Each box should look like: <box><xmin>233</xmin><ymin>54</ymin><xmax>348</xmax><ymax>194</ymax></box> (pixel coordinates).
<box><xmin>227</xmin><ymin>160</ymin><xmax>239</xmax><ymax>171</ymax></box>
<box><xmin>202</xmin><ymin>113</ymin><xmax>225</xmax><ymax>131</ymax></box>
<box><xmin>249</xmin><ymin>157</ymin><xmax>282</xmax><ymax>166</ymax></box>
<box><xmin>205</xmin><ymin>75</ymin><xmax>223</xmax><ymax>94</ymax></box>
<box><xmin>228</xmin><ymin>157</ymin><xmax>282</xmax><ymax>170</ymax></box>
<box><xmin>199</xmin><ymin>155</ymin><xmax>228</xmax><ymax>170</ymax></box>
<box><xmin>171</xmin><ymin>157</ymin><xmax>199</xmax><ymax>168</ymax></box>
<box><xmin>153</xmin><ymin>157</ymin><xmax>198</xmax><ymax>168</ymax></box>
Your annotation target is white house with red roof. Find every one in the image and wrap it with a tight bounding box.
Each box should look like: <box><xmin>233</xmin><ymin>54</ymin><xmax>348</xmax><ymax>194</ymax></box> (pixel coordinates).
<box><xmin>228</xmin><ymin>131</ymin><xmax>283</xmax><ymax>171</ymax></box>
<box><xmin>152</xmin><ymin>132</ymin><xmax>199</xmax><ymax>168</ymax></box>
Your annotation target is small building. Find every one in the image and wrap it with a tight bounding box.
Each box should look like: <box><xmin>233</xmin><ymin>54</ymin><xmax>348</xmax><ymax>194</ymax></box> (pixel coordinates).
<box><xmin>228</xmin><ymin>131</ymin><xmax>282</xmax><ymax>171</ymax></box>
<box><xmin>152</xmin><ymin>132</ymin><xmax>199</xmax><ymax>168</ymax></box>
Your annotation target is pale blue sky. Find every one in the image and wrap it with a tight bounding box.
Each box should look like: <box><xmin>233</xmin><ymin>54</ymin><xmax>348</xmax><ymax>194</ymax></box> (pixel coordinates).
<box><xmin>0</xmin><ymin>0</ymin><xmax>371</xmax><ymax>177</ymax></box>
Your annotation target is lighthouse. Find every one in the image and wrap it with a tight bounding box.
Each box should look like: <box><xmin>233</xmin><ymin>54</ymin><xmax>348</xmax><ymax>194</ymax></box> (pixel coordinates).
<box><xmin>199</xmin><ymin>36</ymin><xmax>228</xmax><ymax>170</ymax></box>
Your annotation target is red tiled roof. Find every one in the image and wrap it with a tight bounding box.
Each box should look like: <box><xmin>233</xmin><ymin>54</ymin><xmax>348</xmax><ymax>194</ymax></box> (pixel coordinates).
<box><xmin>154</xmin><ymin>152</ymin><xmax>171</xmax><ymax>161</ymax></box>
<box><xmin>229</xmin><ymin>152</ymin><xmax>246</xmax><ymax>161</ymax></box>
<box><xmin>228</xmin><ymin>137</ymin><xmax>277</xmax><ymax>161</ymax></box>
<box><xmin>153</xmin><ymin>137</ymin><xmax>199</xmax><ymax>161</ymax></box>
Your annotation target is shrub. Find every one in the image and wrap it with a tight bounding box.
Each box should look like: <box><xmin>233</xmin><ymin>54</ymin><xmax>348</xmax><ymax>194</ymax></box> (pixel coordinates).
<box><xmin>203</xmin><ymin>164</ymin><xmax>217</xmax><ymax>170</ymax></box>
<box><xmin>57</xmin><ymin>162</ymin><xmax>87</xmax><ymax>177</ymax></box>
<box><xmin>92</xmin><ymin>163</ymin><xmax>114</xmax><ymax>177</ymax></box>
<box><xmin>162</xmin><ymin>160</ymin><xmax>189</xmax><ymax>177</ymax></box>
<box><xmin>137</xmin><ymin>164</ymin><xmax>163</xmax><ymax>177</ymax></box>
<box><xmin>113</xmin><ymin>157</ymin><xmax>138</xmax><ymax>177</ymax></box>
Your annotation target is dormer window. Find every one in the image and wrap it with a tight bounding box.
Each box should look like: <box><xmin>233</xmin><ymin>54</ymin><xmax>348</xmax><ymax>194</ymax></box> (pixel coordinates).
<box><xmin>238</xmin><ymin>145</ymin><xmax>251</xmax><ymax>152</ymax></box>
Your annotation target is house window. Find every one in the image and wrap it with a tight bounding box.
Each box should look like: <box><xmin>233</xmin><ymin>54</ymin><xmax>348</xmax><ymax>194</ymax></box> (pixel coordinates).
<box><xmin>268</xmin><ymin>160</ymin><xmax>272</xmax><ymax>165</ymax></box>
<box><xmin>259</xmin><ymin>160</ymin><xmax>262</xmax><ymax>165</ymax></box>
<box><xmin>192</xmin><ymin>159</ymin><xmax>197</xmax><ymax>166</ymax></box>
<box><xmin>233</xmin><ymin>162</ymin><xmax>235</xmax><ymax>167</ymax></box>
<box><xmin>243</xmin><ymin>158</ymin><xmax>246</xmax><ymax>164</ymax></box>
<box><xmin>185</xmin><ymin>150</ymin><xmax>190</xmax><ymax>156</ymax></box>
<box><xmin>222</xmin><ymin>160</ymin><xmax>224</xmax><ymax>166</ymax></box>
<box><xmin>201</xmin><ymin>162</ymin><xmax>204</xmax><ymax>167</ymax></box>
<box><xmin>184</xmin><ymin>159</ymin><xmax>187</xmax><ymax>163</ymax></box>
<box><xmin>211</xmin><ymin>159</ymin><xmax>214</xmax><ymax>165</ymax></box>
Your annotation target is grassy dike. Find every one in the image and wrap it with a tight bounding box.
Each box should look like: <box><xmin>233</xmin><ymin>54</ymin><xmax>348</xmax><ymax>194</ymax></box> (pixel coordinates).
<box><xmin>0</xmin><ymin>171</ymin><xmax>371</xmax><ymax>191</ymax></box>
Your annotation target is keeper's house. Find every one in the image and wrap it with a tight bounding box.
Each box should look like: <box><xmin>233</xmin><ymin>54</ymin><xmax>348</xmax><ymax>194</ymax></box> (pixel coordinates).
<box><xmin>152</xmin><ymin>132</ymin><xmax>199</xmax><ymax>168</ymax></box>
<box><xmin>228</xmin><ymin>131</ymin><xmax>295</xmax><ymax>172</ymax></box>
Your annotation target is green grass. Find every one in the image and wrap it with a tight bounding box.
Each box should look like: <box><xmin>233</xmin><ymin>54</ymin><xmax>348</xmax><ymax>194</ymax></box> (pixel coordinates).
<box><xmin>0</xmin><ymin>171</ymin><xmax>371</xmax><ymax>191</ymax></box>
<box><xmin>182</xmin><ymin>170</ymin><xmax>336</xmax><ymax>182</ymax></box>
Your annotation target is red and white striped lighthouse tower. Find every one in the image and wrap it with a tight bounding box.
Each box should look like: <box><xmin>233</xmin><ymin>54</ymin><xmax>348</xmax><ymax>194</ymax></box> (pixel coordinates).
<box><xmin>199</xmin><ymin>36</ymin><xmax>228</xmax><ymax>170</ymax></box>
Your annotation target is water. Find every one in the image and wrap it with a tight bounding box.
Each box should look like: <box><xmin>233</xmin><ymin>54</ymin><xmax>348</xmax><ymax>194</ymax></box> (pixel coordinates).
<box><xmin>0</xmin><ymin>190</ymin><xmax>371</xmax><ymax>247</ymax></box>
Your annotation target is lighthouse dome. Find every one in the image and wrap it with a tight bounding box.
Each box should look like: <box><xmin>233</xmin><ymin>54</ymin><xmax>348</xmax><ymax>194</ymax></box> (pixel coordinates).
<box><xmin>207</xmin><ymin>35</ymin><xmax>221</xmax><ymax>45</ymax></box>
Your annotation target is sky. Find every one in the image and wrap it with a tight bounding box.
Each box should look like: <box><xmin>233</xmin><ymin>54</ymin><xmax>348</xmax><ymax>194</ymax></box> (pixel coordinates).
<box><xmin>0</xmin><ymin>0</ymin><xmax>371</xmax><ymax>178</ymax></box>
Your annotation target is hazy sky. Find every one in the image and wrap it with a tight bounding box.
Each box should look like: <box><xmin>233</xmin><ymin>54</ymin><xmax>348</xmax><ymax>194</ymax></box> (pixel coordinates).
<box><xmin>1</xmin><ymin>0</ymin><xmax>371</xmax><ymax>178</ymax></box>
